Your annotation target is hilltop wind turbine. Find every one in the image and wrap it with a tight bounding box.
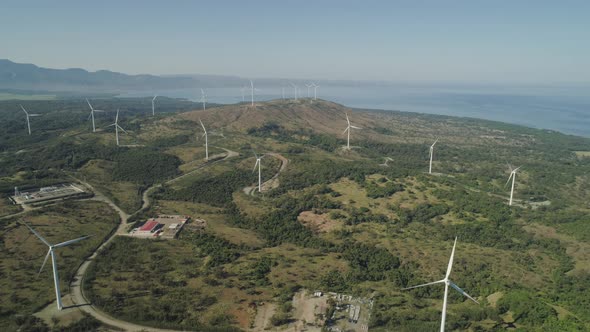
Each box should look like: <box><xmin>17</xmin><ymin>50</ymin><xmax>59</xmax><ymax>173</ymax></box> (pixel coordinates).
<box><xmin>19</xmin><ymin>105</ymin><xmax>42</xmax><ymax>135</ymax></box>
<box><xmin>253</xmin><ymin>153</ymin><xmax>265</xmax><ymax>192</ymax></box>
<box><xmin>107</xmin><ymin>109</ymin><xmax>127</xmax><ymax>146</ymax></box>
<box><xmin>505</xmin><ymin>165</ymin><xmax>522</xmax><ymax>206</ymax></box>
<box><xmin>306</xmin><ymin>83</ymin><xmax>313</xmax><ymax>98</ymax></box>
<box><xmin>199</xmin><ymin>119</ymin><xmax>208</xmax><ymax>161</ymax></box>
<box><xmin>23</xmin><ymin>222</ymin><xmax>90</xmax><ymax>311</ymax></box>
<box><xmin>402</xmin><ymin>237</ymin><xmax>478</xmax><ymax>332</ymax></box>
<box><xmin>429</xmin><ymin>138</ymin><xmax>439</xmax><ymax>174</ymax></box>
<box><xmin>86</xmin><ymin>99</ymin><xmax>104</xmax><ymax>132</ymax></box>
<box><xmin>249</xmin><ymin>80</ymin><xmax>260</xmax><ymax>107</ymax></box>
<box><xmin>312</xmin><ymin>83</ymin><xmax>319</xmax><ymax>100</ymax></box>
<box><xmin>290</xmin><ymin>83</ymin><xmax>298</xmax><ymax>101</ymax></box>
<box><xmin>151</xmin><ymin>95</ymin><xmax>158</xmax><ymax>116</ymax></box>
<box><xmin>200</xmin><ymin>89</ymin><xmax>207</xmax><ymax>110</ymax></box>
<box><xmin>343</xmin><ymin>113</ymin><xmax>361</xmax><ymax>149</ymax></box>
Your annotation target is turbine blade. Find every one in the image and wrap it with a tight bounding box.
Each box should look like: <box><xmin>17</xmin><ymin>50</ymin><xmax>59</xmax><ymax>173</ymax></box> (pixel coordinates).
<box><xmin>152</xmin><ymin>95</ymin><xmax>158</xmax><ymax>101</ymax></box>
<box><xmin>342</xmin><ymin>127</ymin><xmax>349</xmax><ymax>135</ymax></box>
<box><xmin>449</xmin><ymin>281</ymin><xmax>479</xmax><ymax>304</ymax></box>
<box><xmin>504</xmin><ymin>173</ymin><xmax>514</xmax><ymax>187</ymax></box>
<box><xmin>117</xmin><ymin>125</ymin><xmax>128</xmax><ymax>134</ymax></box>
<box><xmin>22</xmin><ymin>222</ymin><xmax>51</xmax><ymax>247</ymax></box>
<box><xmin>86</xmin><ymin>99</ymin><xmax>93</xmax><ymax>111</ymax></box>
<box><xmin>346</xmin><ymin>113</ymin><xmax>350</xmax><ymax>125</ymax></box>
<box><xmin>445</xmin><ymin>237</ymin><xmax>458</xmax><ymax>279</ymax></box>
<box><xmin>402</xmin><ymin>279</ymin><xmax>445</xmax><ymax>290</ymax></box>
<box><xmin>350</xmin><ymin>125</ymin><xmax>362</xmax><ymax>129</ymax></box>
<box><xmin>199</xmin><ymin>119</ymin><xmax>206</xmax><ymax>132</ymax></box>
<box><xmin>253</xmin><ymin>160</ymin><xmax>259</xmax><ymax>172</ymax></box>
<box><xmin>38</xmin><ymin>249</ymin><xmax>51</xmax><ymax>275</ymax></box>
<box><xmin>20</xmin><ymin>105</ymin><xmax>28</xmax><ymax>115</ymax></box>
<box><xmin>513</xmin><ymin>166</ymin><xmax>522</xmax><ymax>172</ymax></box>
<box><xmin>53</xmin><ymin>235</ymin><xmax>90</xmax><ymax>248</ymax></box>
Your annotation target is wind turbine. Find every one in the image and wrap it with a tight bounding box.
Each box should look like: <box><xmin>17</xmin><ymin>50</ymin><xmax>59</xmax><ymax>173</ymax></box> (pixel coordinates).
<box><xmin>199</xmin><ymin>119</ymin><xmax>208</xmax><ymax>161</ymax></box>
<box><xmin>249</xmin><ymin>80</ymin><xmax>260</xmax><ymax>107</ymax></box>
<box><xmin>23</xmin><ymin>222</ymin><xmax>90</xmax><ymax>311</ymax></box>
<box><xmin>312</xmin><ymin>83</ymin><xmax>320</xmax><ymax>100</ymax></box>
<box><xmin>253</xmin><ymin>153</ymin><xmax>265</xmax><ymax>192</ymax></box>
<box><xmin>290</xmin><ymin>83</ymin><xmax>298</xmax><ymax>101</ymax></box>
<box><xmin>505</xmin><ymin>165</ymin><xmax>522</xmax><ymax>206</ymax></box>
<box><xmin>429</xmin><ymin>138</ymin><xmax>439</xmax><ymax>174</ymax></box>
<box><xmin>305</xmin><ymin>83</ymin><xmax>313</xmax><ymax>98</ymax></box>
<box><xmin>107</xmin><ymin>109</ymin><xmax>127</xmax><ymax>146</ymax></box>
<box><xmin>151</xmin><ymin>95</ymin><xmax>158</xmax><ymax>116</ymax></box>
<box><xmin>19</xmin><ymin>105</ymin><xmax>42</xmax><ymax>135</ymax></box>
<box><xmin>343</xmin><ymin>113</ymin><xmax>361</xmax><ymax>149</ymax></box>
<box><xmin>200</xmin><ymin>89</ymin><xmax>207</xmax><ymax>110</ymax></box>
<box><xmin>402</xmin><ymin>237</ymin><xmax>478</xmax><ymax>332</ymax></box>
<box><xmin>241</xmin><ymin>86</ymin><xmax>246</xmax><ymax>102</ymax></box>
<box><xmin>86</xmin><ymin>99</ymin><xmax>104</xmax><ymax>132</ymax></box>
<box><xmin>380</xmin><ymin>157</ymin><xmax>394</xmax><ymax>167</ymax></box>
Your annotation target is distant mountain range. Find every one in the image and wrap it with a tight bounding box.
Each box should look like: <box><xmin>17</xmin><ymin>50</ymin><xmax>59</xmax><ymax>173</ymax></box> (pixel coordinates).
<box><xmin>0</xmin><ymin>59</ymin><xmax>391</xmax><ymax>95</ymax></box>
<box><xmin>0</xmin><ymin>59</ymin><xmax>253</xmax><ymax>93</ymax></box>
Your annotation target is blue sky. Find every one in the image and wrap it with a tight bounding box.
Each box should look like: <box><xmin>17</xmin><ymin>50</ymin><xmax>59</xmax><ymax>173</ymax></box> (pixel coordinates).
<box><xmin>2</xmin><ymin>1</ymin><xmax>589</xmax><ymax>83</ymax></box>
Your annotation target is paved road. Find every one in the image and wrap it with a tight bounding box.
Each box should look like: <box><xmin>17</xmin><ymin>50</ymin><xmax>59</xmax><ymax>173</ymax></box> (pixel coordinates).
<box><xmin>38</xmin><ymin>148</ymin><xmax>239</xmax><ymax>331</ymax></box>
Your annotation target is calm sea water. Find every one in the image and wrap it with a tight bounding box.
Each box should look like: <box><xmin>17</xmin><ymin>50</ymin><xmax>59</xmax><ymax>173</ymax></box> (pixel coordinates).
<box><xmin>121</xmin><ymin>84</ymin><xmax>590</xmax><ymax>138</ymax></box>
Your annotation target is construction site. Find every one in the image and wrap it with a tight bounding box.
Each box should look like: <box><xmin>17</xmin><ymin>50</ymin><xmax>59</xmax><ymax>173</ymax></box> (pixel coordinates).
<box><xmin>129</xmin><ymin>215</ymin><xmax>190</xmax><ymax>239</ymax></box>
<box><xmin>9</xmin><ymin>183</ymin><xmax>90</xmax><ymax>206</ymax></box>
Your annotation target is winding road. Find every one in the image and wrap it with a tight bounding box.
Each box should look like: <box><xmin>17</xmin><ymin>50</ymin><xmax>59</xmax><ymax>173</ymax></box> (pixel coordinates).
<box><xmin>243</xmin><ymin>153</ymin><xmax>289</xmax><ymax>195</ymax></box>
<box><xmin>32</xmin><ymin>148</ymin><xmax>239</xmax><ymax>331</ymax></box>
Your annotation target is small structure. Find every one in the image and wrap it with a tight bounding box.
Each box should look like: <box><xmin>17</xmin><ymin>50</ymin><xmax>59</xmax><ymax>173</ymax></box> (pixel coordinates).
<box><xmin>130</xmin><ymin>215</ymin><xmax>190</xmax><ymax>239</ymax></box>
<box><xmin>10</xmin><ymin>183</ymin><xmax>89</xmax><ymax>206</ymax></box>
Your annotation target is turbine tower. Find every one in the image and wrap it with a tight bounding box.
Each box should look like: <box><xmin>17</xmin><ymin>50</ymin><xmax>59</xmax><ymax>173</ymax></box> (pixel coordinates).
<box><xmin>152</xmin><ymin>95</ymin><xmax>158</xmax><ymax>116</ymax></box>
<box><xmin>200</xmin><ymin>89</ymin><xmax>207</xmax><ymax>111</ymax></box>
<box><xmin>402</xmin><ymin>237</ymin><xmax>479</xmax><ymax>332</ymax></box>
<box><xmin>86</xmin><ymin>99</ymin><xmax>104</xmax><ymax>132</ymax></box>
<box><xmin>249</xmin><ymin>80</ymin><xmax>261</xmax><ymax>107</ymax></box>
<box><xmin>342</xmin><ymin>113</ymin><xmax>361</xmax><ymax>149</ymax></box>
<box><xmin>429</xmin><ymin>138</ymin><xmax>439</xmax><ymax>174</ymax></box>
<box><xmin>506</xmin><ymin>165</ymin><xmax>522</xmax><ymax>206</ymax></box>
<box><xmin>107</xmin><ymin>109</ymin><xmax>127</xmax><ymax>146</ymax></box>
<box><xmin>312</xmin><ymin>83</ymin><xmax>320</xmax><ymax>100</ymax></box>
<box><xmin>253</xmin><ymin>153</ymin><xmax>265</xmax><ymax>192</ymax></box>
<box><xmin>290</xmin><ymin>83</ymin><xmax>298</xmax><ymax>101</ymax></box>
<box><xmin>19</xmin><ymin>105</ymin><xmax>41</xmax><ymax>135</ymax></box>
<box><xmin>199</xmin><ymin>119</ymin><xmax>209</xmax><ymax>161</ymax></box>
<box><xmin>23</xmin><ymin>222</ymin><xmax>90</xmax><ymax>311</ymax></box>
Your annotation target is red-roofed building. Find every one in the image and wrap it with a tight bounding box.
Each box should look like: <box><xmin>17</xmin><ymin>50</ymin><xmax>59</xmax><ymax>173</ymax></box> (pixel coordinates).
<box><xmin>139</xmin><ymin>220</ymin><xmax>159</xmax><ymax>232</ymax></box>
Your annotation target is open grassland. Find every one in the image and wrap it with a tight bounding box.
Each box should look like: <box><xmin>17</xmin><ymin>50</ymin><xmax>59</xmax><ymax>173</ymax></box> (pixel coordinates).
<box><xmin>0</xmin><ymin>93</ymin><xmax>57</xmax><ymax>101</ymax></box>
<box><xmin>0</xmin><ymin>200</ymin><xmax>118</xmax><ymax>330</ymax></box>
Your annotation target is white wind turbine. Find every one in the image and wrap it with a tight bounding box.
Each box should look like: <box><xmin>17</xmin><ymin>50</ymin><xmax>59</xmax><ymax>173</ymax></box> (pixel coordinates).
<box><xmin>312</xmin><ymin>82</ymin><xmax>320</xmax><ymax>100</ymax></box>
<box><xmin>253</xmin><ymin>153</ymin><xmax>266</xmax><ymax>192</ymax></box>
<box><xmin>290</xmin><ymin>83</ymin><xmax>298</xmax><ymax>101</ymax></box>
<box><xmin>505</xmin><ymin>165</ymin><xmax>522</xmax><ymax>206</ymax></box>
<box><xmin>241</xmin><ymin>86</ymin><xmax>246</xmax><ymax>102</ymax></box>
<box><xmin>199</xmin><ymin>119</ymin><xmax>209</xmax><ymax>161</ymax></box>
<box><xmin>403</xmin><ymin>237</ymin><xmax>479</xmax><ymax>332</ymax></box>
<box><xmin>86</xmin><ymin>99</ymin><xmax>105</xmax><ymax>132</ymax></box>
<box><xmin>151</xmin><ymin>95</ymin><xmax>158</xmax><ymax>116</ymax></box>
<box><xmin>200</xmin><ymin>89</ymin><xmax>207</xmax><ymax>110</ymax></box>
<box><xmin>306</xmin><ymin>83</ymin><xmax>313</xmax><ymax>98</ymax></box>
<box><xmin>19</xmin><ymin>105</ymin><xmax>42</xmax><ymax>135</ymax></box>
<box><xmin>107</xmin><ymin>109</ymin><xmax>127</xmax><ymax>146</ymax></box>
<box><xmin>249</xmin><ymin>80</ymin><xmax>260</xmax><ymax>107</ymax></box>
<box><xmin>343</xmin><ymin>113</ymin><xmax>361</xmax><ymax>149</ymax></box>
<box><xmin>380</xmin><ymin>157</ymin><xmax>394</xmax><ymax>167</ymax></box>
<box><xmin>23</xmin><ymin>222</ymin><xmax>90</xmax><ymax>311</ymax></box>
<box><xmin>429</xmin><ymin>138</ymin><xmax>439</xmax><ymax>174</ymax></box>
